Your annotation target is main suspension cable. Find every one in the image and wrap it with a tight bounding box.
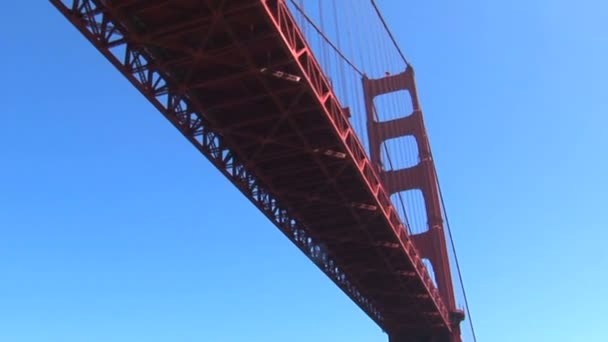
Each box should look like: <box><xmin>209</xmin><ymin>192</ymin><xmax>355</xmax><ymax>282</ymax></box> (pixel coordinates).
<box><xmin>370</xmin><ymin>0</ymin><xmax>410</xmax><ymax>67</ymax></box>
<box><xmin>289</xmin><ymin>0</ymin><xmax>364</xmax><ymax>76</ymax></box>
<box><xmin>436</xmin><ymin>171</ymin><xmax>478</xmax><ymax>342</ymax></box>
<box><xmin>371</xmin><ymin>0</ymin><xmax>477</xmax><ymax>338</ymax></box>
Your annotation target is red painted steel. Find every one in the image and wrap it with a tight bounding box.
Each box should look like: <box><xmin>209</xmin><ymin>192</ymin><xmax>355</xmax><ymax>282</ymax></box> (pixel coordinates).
<box><xmin>50</xmin><ymin>0</ymin><xmax>463</xmax><ymax>341</ymax></box>
<box><xmin>363</xmin><ymin>68</ymin><xmax>465</xmax><ymax>341</ymax></box>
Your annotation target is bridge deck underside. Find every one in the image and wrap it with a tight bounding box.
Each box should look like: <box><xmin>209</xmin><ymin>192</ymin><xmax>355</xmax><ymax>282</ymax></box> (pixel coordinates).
<box><xmin>55</xmin><ymin>0</ymin><xmax>452</xmax><ymax>337</ymax></box>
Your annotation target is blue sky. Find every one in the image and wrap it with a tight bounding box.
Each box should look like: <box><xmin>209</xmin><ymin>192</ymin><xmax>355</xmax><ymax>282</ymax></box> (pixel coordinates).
<box><xmin>1</xmin><ymin>1</ymin><xmax>607</xmax><ymax>341</ymax></box>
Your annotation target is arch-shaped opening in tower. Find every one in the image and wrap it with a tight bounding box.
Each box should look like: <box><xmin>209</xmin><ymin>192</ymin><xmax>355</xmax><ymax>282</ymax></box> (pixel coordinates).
<box><xmin>372</xmin><ymin>89</ymin><xmax>413</xmax><ymax>122</ymax></box>
<box><xmin>380</xmin><ymin>135</ymin><xmax>419</xmax><ymax>171</ymax></box>
<box><xmin>422</xmin><ymin>258</ymin><xmax>438</xmax><ymax>288</ymax></box>
<box><xmin>390</xmin><ymin>189</ymin><xmax>428</xmax><ymax>235</ymax></box>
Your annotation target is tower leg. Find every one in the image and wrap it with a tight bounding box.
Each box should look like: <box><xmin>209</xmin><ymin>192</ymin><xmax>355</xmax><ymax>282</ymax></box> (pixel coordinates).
<box><xmin>363</xmin><ymin>67</ymin><xmax>464</xmax><ymax>341</ymax></box>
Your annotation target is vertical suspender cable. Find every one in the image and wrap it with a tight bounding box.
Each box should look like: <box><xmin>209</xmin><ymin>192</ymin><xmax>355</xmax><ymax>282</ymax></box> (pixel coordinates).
<box><xmin>370</xmin><ymin>1</ymin><xmax>477</xmax><ymax>338</ymax></box>
<box><xmin>370</xmin><ymin>0</ymin><xmax>410</xmax><ymax>67</ymax></box>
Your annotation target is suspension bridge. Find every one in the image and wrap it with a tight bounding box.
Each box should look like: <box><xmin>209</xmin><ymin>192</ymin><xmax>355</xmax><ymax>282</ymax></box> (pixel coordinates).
<box><xmin>50</xmin><ymin>1</ymin><xmax>476</xmax><ymax>341</ymax></box>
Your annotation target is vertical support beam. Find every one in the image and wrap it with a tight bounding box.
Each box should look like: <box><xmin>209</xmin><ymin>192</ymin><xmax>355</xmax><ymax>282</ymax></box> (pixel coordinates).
<box><xmin>363</xmin><ymin>67</ymin><xmax>464</xmax><ymax>341</ymax></box>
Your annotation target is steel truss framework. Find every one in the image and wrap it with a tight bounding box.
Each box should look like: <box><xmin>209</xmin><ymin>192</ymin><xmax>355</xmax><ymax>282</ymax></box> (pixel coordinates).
<box><xmin>50</xmin><ymin>0</ymin><xmax>463</xmax><ymax>341</ymax></box>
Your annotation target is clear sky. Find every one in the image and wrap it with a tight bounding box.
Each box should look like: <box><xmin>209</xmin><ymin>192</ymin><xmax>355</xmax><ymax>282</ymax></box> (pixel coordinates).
<box><xmin>1</xmin><ymin>1</ymin><xmax>606</xmax><ymax>341</ymax></box>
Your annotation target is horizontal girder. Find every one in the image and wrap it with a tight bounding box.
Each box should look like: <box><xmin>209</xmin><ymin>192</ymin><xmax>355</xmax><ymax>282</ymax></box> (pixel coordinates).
<box><xmin>50</xmin><ymin>0</ymin><xmax>456</xmax><ymax>340</ymax></box>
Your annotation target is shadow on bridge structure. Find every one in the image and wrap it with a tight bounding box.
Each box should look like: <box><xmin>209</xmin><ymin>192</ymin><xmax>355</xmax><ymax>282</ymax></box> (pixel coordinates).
<box><xmin>50</xmin><ymin>1</ymin><xmax>476</xmax><ymax>341</ymax></box>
